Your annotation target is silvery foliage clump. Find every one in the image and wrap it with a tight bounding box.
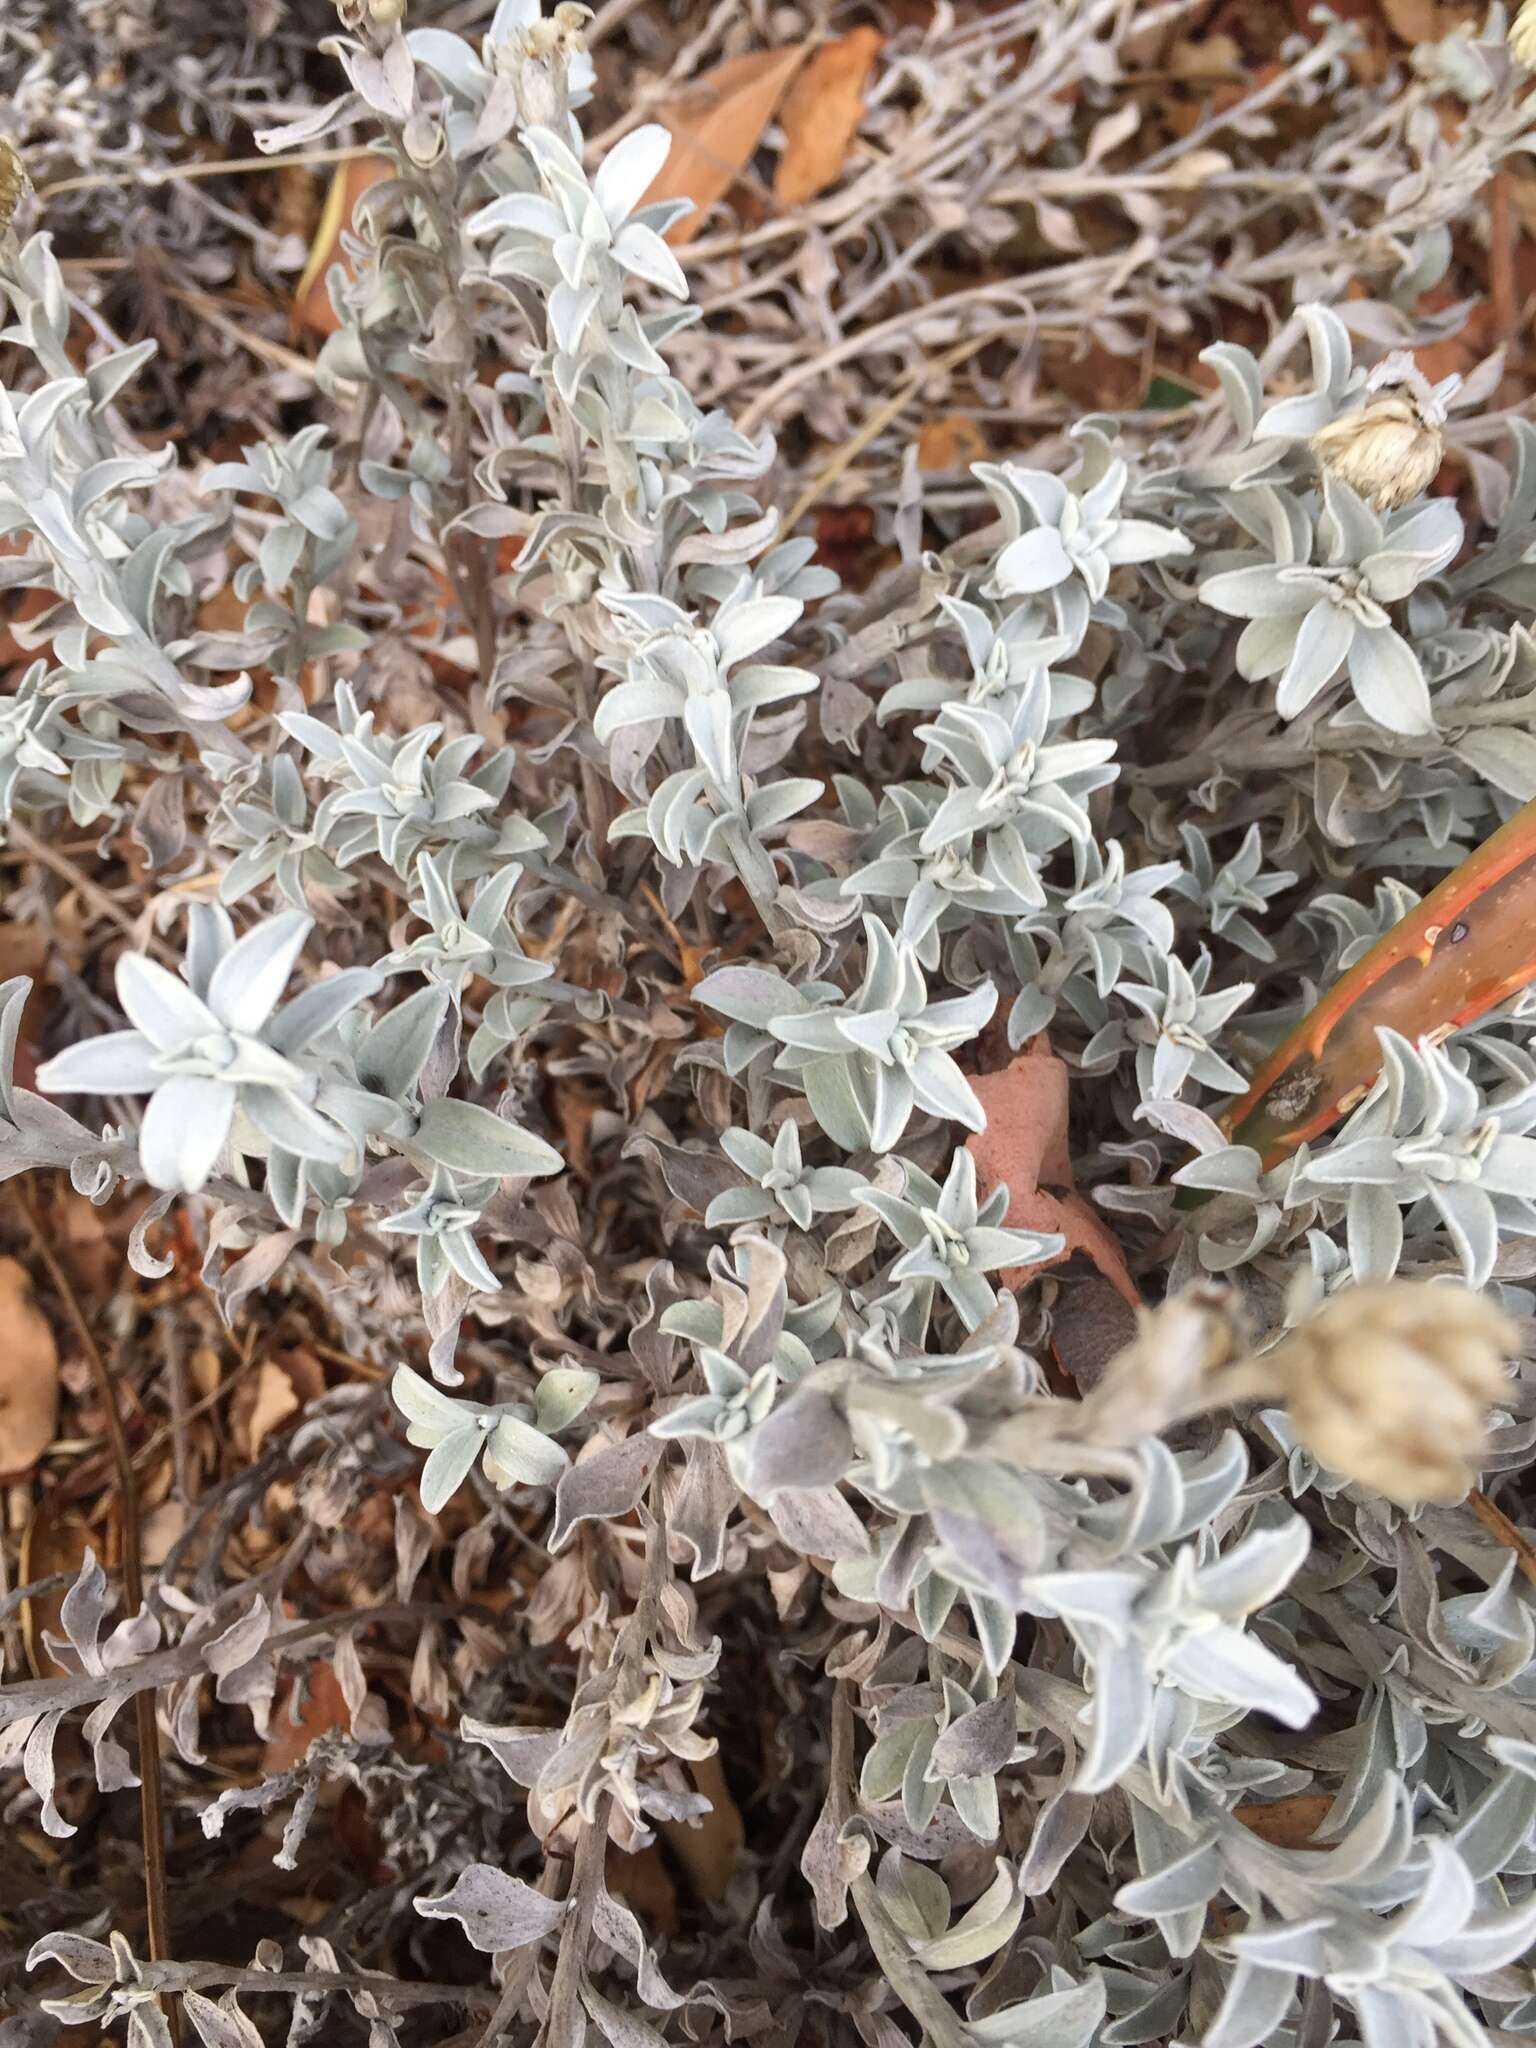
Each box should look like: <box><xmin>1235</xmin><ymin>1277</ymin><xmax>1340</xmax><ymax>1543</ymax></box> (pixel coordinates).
<box><xmin>8</xmin><ymin>5</ymin><xmax>1536</xmax><ymax>2047</ymax></box>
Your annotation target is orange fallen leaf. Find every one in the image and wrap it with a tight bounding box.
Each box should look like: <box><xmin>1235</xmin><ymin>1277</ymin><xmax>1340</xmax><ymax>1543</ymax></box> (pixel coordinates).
<box><xmin>18</xmin><ymin>1495</ymin><xmax>91</xmax><ymax>1678</ymax></box>
<box><xmin>917</xmin><ymin>413</ymin><xmax>987</xmax><ymax>473</ymax></box>
<box><xmin>264</xmin><ymin>1661</ymin><xmax>352</xmax><ymax>1774</ymax></box>
<box><xmin>773</xmin><ymin>26</ymin><xmax>883</xmax><ymax>207</ymax></box>
<box><xmin>659</xmin><ymin>1754</ymin><xmax>745</xmax><ymax>1901</ymax></box>
<box><xmin>1233</xmin><ymin>1792</ymin><xmax>1334</xmax><ymax>1848</ymax></box>
<box><xmin>1378</xmin><ymin>0</ymin><xmax>1449</xmax><ymax>42</ymax></box>
<box><xmin>293</xmin><ymin>155</ymin><xmax>392</xmax><ymax>339</ymax></box>
<box><xmin>967</xmin><ymin>1041</ymin><xmax>1141</xmax><ymax>1311</ymax></box>
<box><xmin>644</xmin><ymin>45</ymin><xmax>810</xmax><ymax>247</ymax></box>
<box><xmin>0</xmin><ymin>1255</ymin><xmax>59</xmax><ymax>1480</ymax></box>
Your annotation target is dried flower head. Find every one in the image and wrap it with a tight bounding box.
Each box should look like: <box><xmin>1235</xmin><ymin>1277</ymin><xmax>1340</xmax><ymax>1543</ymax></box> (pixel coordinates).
<box><xmin>1511</xmin><ymin>0</ymin><xmax>1536</xmax><ymax>67</ymax></box>
<box><xmin>1272</xmin><ymin>1281</ymin><xmax>1514</xmax><ymax>1504</ymax></box>
<box><xmin>502</xmin><ymin>1</ymin><xmax>593</xmax><ymax>127</ymax></box>
<box><xmin>1310</xmin><ymin>352</ymin><xmax>1453</xmax><ymax>510</ymax></box>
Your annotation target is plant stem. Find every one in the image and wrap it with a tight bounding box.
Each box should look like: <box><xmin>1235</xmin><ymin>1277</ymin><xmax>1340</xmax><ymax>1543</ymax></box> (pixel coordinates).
<box><xmin>13</xmin><ymin>1181</ymin><xmax>181</xmax><ymax>2048</ymax></box>
<box><xmin>832</xmin><ymin>1685</ymin><xmax>968</xmax><ymax>2048</ymax></box>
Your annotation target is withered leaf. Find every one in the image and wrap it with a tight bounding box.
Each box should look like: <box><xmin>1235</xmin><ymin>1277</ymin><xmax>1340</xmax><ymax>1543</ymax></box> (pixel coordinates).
<box><xmin>0</xmin><ymin>1256</ymin><xmax>58</xmax><ymax>1479</ymax></box>
<box><xmin>773</xmin><ymin>27</ymin><xmax>882</xmax><ymax>207</ymax></box>
<box><xmin>644</xmin><ymin>46</ymin><xmax>811</xmax><ymax>247</ymax></box>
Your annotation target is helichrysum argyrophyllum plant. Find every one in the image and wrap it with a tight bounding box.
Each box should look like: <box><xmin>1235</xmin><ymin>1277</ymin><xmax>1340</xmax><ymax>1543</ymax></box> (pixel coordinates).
<box><xmin>9</xmin><ymin>6</ymin><xmax>1536</xmax><ymax>2048</ymax></box>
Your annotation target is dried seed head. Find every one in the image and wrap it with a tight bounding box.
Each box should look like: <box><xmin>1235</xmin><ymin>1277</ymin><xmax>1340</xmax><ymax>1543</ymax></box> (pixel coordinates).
<box><xmin>1273</xmin><ymin>1281</ymin><xmax>1514</xmax><ymax>1504</ymax></box>
<box><xmin>0</xmin><ymin>140</ymin><xmax>28</xmax><ymax>236</ymax></box>
<box><xmin>503</xmin><ymin>2</ymin><xmax>592</xmax><ymax>128</ymax></box>
<box><xmin>1311</xmin><ymin>395</ymin><xmax>1445</xmax><ymax>511</ymax></box>
<box><xmin>1511</xmin><ymin>0</ymin><xmax>1536</xmax><ymax>66</ymax></box>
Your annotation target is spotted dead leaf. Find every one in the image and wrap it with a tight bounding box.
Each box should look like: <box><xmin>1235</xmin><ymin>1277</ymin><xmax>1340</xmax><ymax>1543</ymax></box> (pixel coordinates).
<box><xmin>773</xmin><ymin>27</ymin><xmax>883</xmax><ymax>207</ymax></box>
<box><xmin>0</xmin><ymin>1255</ymin><xmax>59</xmax><ymax>1479</ymax></box>
<box><xmin>644</xmin><ymin>45</ymin><xmax>810</xmax><ymax>247</ymax></box>
<box><xmin>966</xmin><ymin>1041</ymin><xmax>1141</xmax><ymax>1311</ymax></box>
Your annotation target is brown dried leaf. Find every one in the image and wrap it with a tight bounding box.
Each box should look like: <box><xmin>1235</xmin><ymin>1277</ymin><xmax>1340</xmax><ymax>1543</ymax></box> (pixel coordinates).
<box><xmin>916</xmin><ymin>412</ymin><xmax>988</xmax><ymax>473</ymax></box>
<box><xmin>1378</xmin><ymin>0</ymin><xmax>1448</xmax><ymax>41</ymax></box>
<box><xmin>1167</xmin><ymin>31</ymin><xmax>1241</xmax><ymax>76</ymax></box>
<box><xmin>773</xmin><ymin>27</ymin><xmax>883</xmax><ymax>207</ymax></box>
<box><xmin>19</xmin><ymin>1494</ymin><xmax>90</xmax><ymax>1679</ymax></box>
<box><xmin>967</xmin><ymin>1044</ymin><xmax>1140</xmax><ymax>1309</ymax></box>
<box><xmin>660</xmin><ymin>1754</ymin><xmax>744</xmax><ymax>1901</ymax></box>
<box><xmin>1233</xmin><ymin>1791</ymin><xmax>1334</xmax><ymax>1847</ymax></box>
<box><xmin>293</xmin><ymin>155</ymin><xmax>392</xmax><ymax>337</ymax></box>
<box><xmin>0</xmin><ymin>1255</ymin><xmax>59</xmax><ymax>1480</ymax></box>
<box><xmin>235</xmin><ymin>1358</ymin><xmax>300</xmax><ymax>1459</ymax></box>
<box><xmin>645</xmin><ymin>45</ymin><xmax>810</xmax><ymax>247</ymax></box>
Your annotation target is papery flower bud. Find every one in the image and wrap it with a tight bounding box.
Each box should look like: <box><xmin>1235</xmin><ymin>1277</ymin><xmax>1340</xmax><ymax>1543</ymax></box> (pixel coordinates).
<box><xmin>505</xmin><ymin>2</ymin><xmax>592</xmax><ymax>129</ymax></box>
<box><xmin>1272</xmin><ymin>1281</ymin><xmax>1514</xmax><ymax>1504</ymax></box>
<box><xmin>1311</xmin><ymin>395</ymin><xmax>1445</xmax><ymax>511</ymax></box>
<box><xmin>1510</xmin><ymin>0</ymin><xmax>1536</xmax><ymax>67</ymax></box>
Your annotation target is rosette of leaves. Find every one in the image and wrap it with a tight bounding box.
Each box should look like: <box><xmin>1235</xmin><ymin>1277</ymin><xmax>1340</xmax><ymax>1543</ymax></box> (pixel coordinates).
<box><xmin>874</xmin><ymin>593</ymin><xmax>1078</xmax><ymax>722</ymax></box>
<box><xmin>213</xmin><ymin>754</ymin><xmax>353</xmax><ymax>910</ymax></box>
<box><xmin>391</xmin><ymin>1362</ymin><xmax>598</xmax><ymax>1512</ymax></box>
<box><xmin>1299</xmin><ymin>877</ymin><xmax>1422</xmax><ymax>978</ymax></box>
<box><xmin>705</xmin><ymin>1120</ymin><xmax>868</xmax><ymax>1233</ymax></box>
<box><xmin>911</xmin><ymin>674</ymin><xmax>1119</xmax><ymax>910</ymax></box>
<box><xmin>378</xmin><ymin>1165</ymin><xmax>502</xmax><ymax>1296</ymax></box>
<box><xmin>1296</xmin><ymin>1027</ymin><xmax>1536</xmax><ymax>1287</ymax></box>
<box><xmin>1004</xmin><ymin>835</ymin><xmax>1181</xmax><ymax>1042</ymax></box>
<box><xmin>203</xmin><ymin>426</ymin><xmax>369</xmax><ymax>678</ymax></box>
<box><xmin>1085</xmin><ymin>948</ymin><xmax>1253</xmax><ymax>1101</ymax></box>
<box><xmin>976</xmin><ymin>437</ymin><xmax>1194</xmax><ymax>645</ymax></box>
<box><xmin>837</xmin><ymin>783</ymin><xmax>1038</xmax><ymax>967</ymax></box>
<box><xmin>649</xmin><ymin>1349</ymin><xmax>777</xmax><ymax>1446</ymax></box>
<box><xmin>1171</xmin><ymin>822</ymin><xmax>1297</xmax><ymax>963</ymax></box>
<box><xmin>282</xmin><ymin>681</ymin><xmax>518</xmax><ymax>873</ymax></box>
<box><xmin>856</xmin><ymin>1149</ymin><xmax>1062</xmax><ymax>1330</ymax></box>
<box><xmin>0</xmin><ymin>660</ymin><xmax>72</xmax><ymax>817</ymax></box>
<box><xmin>0</xmin><ymin>278</ymin><xmax>253</xmax><ymax>743</ymax></box>
<box><xmin>1021</xmin><ymin>1511</ymin><xmax>1316</xmax><ymax>1791</ymax></box>
<box><xmin>597</xmin><ymin>586</ymin><xmax>821</xmax><ymax>857</ymax></box>
<box><xmin>657</xmin><ymin>1235</ymin><xmax>833</xmax><ymax>1392</ymax></box>
<box><xmin>1172</xmin><ymin>1122</ymin><xmax>1317</xmax><ymax>1274</ymax></box>
<box><xmin>695</xmin><ymin>916</ymin><xmax>995</xmax><ymax>1152</ymax></box>
<box><xmin>465</xmin><ymin>118</ymin><xmax>689</xmax><ymax>331</ymax></box>
<box><xmin>860</xmin><ymin>1664</ymin><xmax>1019</xmax><ymax>1841</ymax></box>
<box><xmin>35</xmin><ymin>908</ymin><xmax>389</xmax><ymax>1193</ymax></box>
<box><xmin>381</xmin><ymin>851</ymin><xmax>550</xmax><ymax>996</ymax></box>
<box><xmin>1198</xmin><ymin>478</ymin><xmax>1462</xmax><ymax>735</ymax></box>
